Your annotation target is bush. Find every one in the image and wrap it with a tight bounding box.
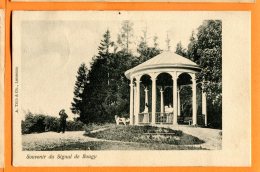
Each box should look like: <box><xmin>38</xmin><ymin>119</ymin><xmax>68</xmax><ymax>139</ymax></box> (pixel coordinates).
<box><xmin>22</xmin><ymin>113</ymin><xmax>46</xmax><ymax>134</ymax></box>
<box><xmin>44</xmin><ymin>116</ymin><xmax>59</xmax><ymax>132</ymax></box>
<box><xmin>66</xmin><ymin>120</ymin><xmax>84</xmax><ymax>131</ymax></box>
<box><xmin>21</xmin><ymin>112</ymin><xmax>84</xmax><ymax>134</ymax></box>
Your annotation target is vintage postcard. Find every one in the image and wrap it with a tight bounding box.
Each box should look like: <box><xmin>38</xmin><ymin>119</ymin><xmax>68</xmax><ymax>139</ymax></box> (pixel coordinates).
<box><xmin>12</xmin><ymin>11</ymin><xmax>251</xmax><ymax>166</ymax></box>
<box><xmin>0</xmin><ymin>10</ymin><xmax>4</xmax><ymax>168</ymax></box>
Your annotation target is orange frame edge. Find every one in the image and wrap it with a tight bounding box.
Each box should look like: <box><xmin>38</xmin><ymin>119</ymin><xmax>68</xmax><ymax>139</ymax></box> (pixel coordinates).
<box><xmin>3</xmin><ymin>1</ymin><xmax>260</xmax><ymax>172</ymax></box>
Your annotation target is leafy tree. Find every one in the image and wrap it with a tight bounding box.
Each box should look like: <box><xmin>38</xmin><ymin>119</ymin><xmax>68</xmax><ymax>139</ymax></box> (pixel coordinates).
<box><xmin>71</xmin><ymin>63</ymin><xmax>88</xmax><ymax>118</ymax></box>
<box><xmin>184</xmin><ymin>20</ymin><xmax>222</xmax><ymax>128</ymax></box>
<box><xmin>196</xmin><ymin>20</ymin><xmax>222</xmax><ymax>109</ymax></box>
<box><xmin>175</xmin><ymin>41</ymin><xmax>187</xmax><ymax>57</ymax></box>
<box><xmin>187</xmin><ymin>31</ymin><xmax>199</xmax><ymax>62</ymax></box>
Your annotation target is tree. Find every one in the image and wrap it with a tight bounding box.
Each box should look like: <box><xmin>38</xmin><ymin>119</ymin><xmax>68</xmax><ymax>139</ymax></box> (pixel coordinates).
<box><xmin>82</xmin><ymin>30</ymin><xmax>114</xmax><ymax>123</ymax></box>
<box><xmin>196</xmin><ymin>20</ymin><xmax>222</xmax><ymax>109</ymax></box>
<box><xmin>175</xmin><ymin>20</ymin><xmax>222</xmax><ymax>128</ymax></box>
<box><xmin>98</xmin><ymin>30</ymin><xmax>114</xmax><ymax>56</ymax></box>
<box><xmin>76</xmin><ymin>27</ymin><xmax>164</xmax><ymax>124</ymax></box>
<box><xmin>98</xmin><ymin>30</ymin><xmax>114</xmax><ymax>86</ymax></box>
<box><xmin>185</xmin><ymin>20</ymin><xmax>222</xmax><ymax>128</ymax></box>
<box><xmin>117</xmin><ymin>20</ymin><xmax>134</xmax><ymax>53</ymax></box>
<box><xmin>153</xmin><ymin>35</ymin><xmax>159</xmax><ymax>48</ymax></box>
<box><xmin>137</xmin><ymin>29</ymin><xmax>161</xmax><ymax>63</ymax></box>
<box><xmin>137</xmin><ymin>28</ymin><xmax>148</xmax><ymax>58</ymax></box>
<box><xmin>175</xmin><ymin>41</ymin><xmax>187</xmax><ymax>57</ymax></box>
<box><xmin>79</xmin><ymin>29</ymin><xmax>136</xmax><ymax>123</ymax></box>
<box><xmin>187</xmin><ymin>31</ymin><xmax>199</xmax><ymax>62</ymax></box>
<box><xmin>71</xmin><ymin>63</ymin><xmax>88</xmax><ymax>118</ymax></box>
<box><xmin>102</xmin><ymin>51</ymin><xmax>134</xmax><ymax>119</ymax></box>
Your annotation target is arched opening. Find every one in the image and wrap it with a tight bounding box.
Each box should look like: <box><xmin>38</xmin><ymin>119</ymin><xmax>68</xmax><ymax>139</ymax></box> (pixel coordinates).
<box><xmin>164</xmin><ymin>86</ymin><xmax>173</xmax><ymax>108</ymax></box>
<box><xmin>156</xmin><ymin>73</ymin><xmax>173</xmax><ymax>124</ymax></box>
<box><xmin>178</xmin><ymin>73</ymin><xmax>192</xmax><ymax>124</ymax></box>
<box><xmin>139</xmin><ymin>74</ymin><xmax>152</xmax><ymax>124</ymax></box>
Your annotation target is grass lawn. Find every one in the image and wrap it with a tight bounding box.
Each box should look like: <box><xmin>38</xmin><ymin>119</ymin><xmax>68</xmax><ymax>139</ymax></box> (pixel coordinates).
<box><xmin>86</xmin><ymin>125</ymin><xmax>204</xmax><ymax>145</ymax></box>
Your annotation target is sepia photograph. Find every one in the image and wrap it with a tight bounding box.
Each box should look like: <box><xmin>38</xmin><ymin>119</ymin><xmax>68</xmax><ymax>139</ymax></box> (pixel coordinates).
<box><xmin>12</xmin><ymin>11</ymin><xmax>250</xmax><ymax>166</ymax></box>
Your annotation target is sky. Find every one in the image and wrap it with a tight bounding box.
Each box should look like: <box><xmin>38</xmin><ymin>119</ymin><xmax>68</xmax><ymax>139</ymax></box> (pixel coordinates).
<box><xmin>20</xmin><ymin>11</ymin><xmax>211</xmax><ymax>120</ymax></box>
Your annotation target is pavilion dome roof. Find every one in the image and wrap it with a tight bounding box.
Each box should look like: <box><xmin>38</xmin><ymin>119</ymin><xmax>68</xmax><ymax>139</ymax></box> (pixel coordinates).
<box><xmin>125</xmin><ymin>51</ymin><xmax>200</xmax><ymax>79</ymax></box>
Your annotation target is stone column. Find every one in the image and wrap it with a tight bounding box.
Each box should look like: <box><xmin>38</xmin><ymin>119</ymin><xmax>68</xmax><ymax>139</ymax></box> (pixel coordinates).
<box><xmin>133</xmin><ymin>86</ymin><xmax>136</xmax><ymax>124</ymax></box>
<box><xmin>129</xmin><ymin>78</ymin><xmax>134</xmax><ymax>125</ymax></box>
<box><xmin>171</xmin><ymin>72</ymin><xmax>178</xmax><ymax>125</ymax></box>
<box><xmin>160</xmin><ymin>88</ymin><xmax>164</xmax><ymax>114</ymax></box>
<box><xmin>202</xmin><ymin>85</ymin><xmax>207</xmax><ymax>126</ymax></box>
<box><xmin>135</xmin><ymin>76</ymin><xmax>141</xmax><ymax>124</ymax></box>
<box><xmin>144</xmin><ymin>87</ymin><xmax>149</xmax><ymax>106</ymax></box>
<box><xmin>144</xmin><ymin>87</ymin><xmax>149</xmax><ymax>123</ymax></box>
<box><xmin>151</xmin><ymin>73</ymin><xmax>158</xmax><ymax>124</ymax></box>
<box><xmin>191</xmin><ymin>74</ymin><xmax>197</xmax><ymax>125</ymax></box>
<box><xmin>177</xmin><ymin>87</ymin><xmax>181</xmax><ymax>116</ymax></box>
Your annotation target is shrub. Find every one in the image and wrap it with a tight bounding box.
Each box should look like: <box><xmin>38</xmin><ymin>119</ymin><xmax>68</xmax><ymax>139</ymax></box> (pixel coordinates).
<box><xmin>66</xmin><ymin>120</ymin><xmax>84</xmax><ymax>131</ymax></box>
<box><xmin>22</xmin><ymin>113</ymin><xmax>46</xmax><ymax>134</ymax></box>
<box><xmin>44</xmin><ymin>116</ymin><xmax>60</xmax><ymax>132</ymax></box>
<box><xmin>21</xmin><ymin>112</ymin><xmax>84</xmax><ymax>134</ymax></box>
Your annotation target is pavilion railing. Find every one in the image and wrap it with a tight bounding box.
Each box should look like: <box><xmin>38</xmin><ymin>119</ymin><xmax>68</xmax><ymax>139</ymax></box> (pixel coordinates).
<box><xmin>138</xmin><ymin>112</ymin><xmax>174</xmax><ymax>124</ymax></box>
<box><xmin>155</xmin><ymin>112</ymin><xmax>173</xmax><ymax>124</ymax></box>
<box><xmin>137</xmin><ymin>113</ymin><xmax>204</xmax><ymax>125</ymax></box>
<box><xmin>138</xmin><ymin>112</ymin><xmax>151</xmax><ymax>124</ymax></box>
<box><xmin>177</xmin><ymin>116</ymin><xmax>192</xmax><ymax>125</ymax></box>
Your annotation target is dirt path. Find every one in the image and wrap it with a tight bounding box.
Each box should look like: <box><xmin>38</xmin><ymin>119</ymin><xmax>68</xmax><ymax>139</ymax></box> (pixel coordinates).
<box><xmin>22</xmin><ymin>131</ymin><xmax>100</xmax><ymax>150</ymax></box>
<box><xmin>168</xmin><ymin>125</ymin><xmax>222</xmax><ymax>150</ymax></box>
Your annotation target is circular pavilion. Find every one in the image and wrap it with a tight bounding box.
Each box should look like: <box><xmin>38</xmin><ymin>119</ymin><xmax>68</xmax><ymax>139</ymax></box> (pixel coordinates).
<box><xmin>124</xmin><ymin>51</ymin><xmax>207</xmax><ymax>126</ymax></box>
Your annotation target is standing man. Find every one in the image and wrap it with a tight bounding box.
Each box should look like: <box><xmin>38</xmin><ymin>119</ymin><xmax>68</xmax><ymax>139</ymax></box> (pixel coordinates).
<box><xmin>59</xmin><ymin>109</ymin><xmax>68</xmax><ymax>133</ymax></box>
